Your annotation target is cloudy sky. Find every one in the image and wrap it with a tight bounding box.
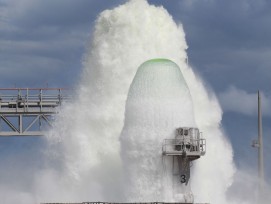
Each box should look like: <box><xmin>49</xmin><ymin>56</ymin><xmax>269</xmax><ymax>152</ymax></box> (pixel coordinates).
<box><xmin>1</xmin><ymin>0</ymin><xmax>271</xmax><ymax>186</ymax></box>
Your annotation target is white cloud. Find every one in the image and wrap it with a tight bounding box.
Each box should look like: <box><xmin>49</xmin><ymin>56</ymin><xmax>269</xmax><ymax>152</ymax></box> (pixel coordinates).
<box><xmin>218</xmin><ymin>86</ymin><xmax>271</xmax><ymax>117</ymax></box>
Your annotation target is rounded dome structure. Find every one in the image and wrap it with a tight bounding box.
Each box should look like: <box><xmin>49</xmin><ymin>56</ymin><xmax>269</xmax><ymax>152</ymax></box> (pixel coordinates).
<box><xmin>125</xmin><ymin>58</ymin><xmax>195</xmax><ymax>129</ymax></box>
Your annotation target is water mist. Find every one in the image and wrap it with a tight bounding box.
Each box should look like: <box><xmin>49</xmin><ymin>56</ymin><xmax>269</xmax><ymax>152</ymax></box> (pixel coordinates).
<box><xmin>120</xmin><ymin>59</ymin><xmax>196</xmax><ymax>202</ymax></box>
<box><xmin>1</xmin><ymin>0</ymin><xmax>236</xmax><ymax>203</ymax></box>
<box><xmin>46</xmin><ymin>0</ymin><xmax>235</xmax><ymax>203</ymax></box>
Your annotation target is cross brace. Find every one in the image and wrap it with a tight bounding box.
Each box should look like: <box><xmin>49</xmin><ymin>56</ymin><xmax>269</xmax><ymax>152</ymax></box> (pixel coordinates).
<box><xmin>0</xmin><ymin>88</ymin><xmax>70</xmax><ymax>136</ymax></box>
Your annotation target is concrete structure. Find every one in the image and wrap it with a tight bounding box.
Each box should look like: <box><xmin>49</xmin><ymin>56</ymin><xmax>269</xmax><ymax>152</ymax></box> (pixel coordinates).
<box><xmin>0</xmin><ymin>88</ymin><xmax>70</xmax><ymax>136</ymax></box>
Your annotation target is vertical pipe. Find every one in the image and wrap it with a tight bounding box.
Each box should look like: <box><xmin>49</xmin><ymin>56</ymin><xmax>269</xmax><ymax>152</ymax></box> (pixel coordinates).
<box><xmin>59</xmin><ymin>88</ymin><xmax>62</xmax><ymax>106</ymax></box>
<box><xmin>258</xmin><ymin>90</ymin><xmax>264</xmax><ymax>192</ymax></box>
<box><xmin>40</xmin><ymin>89</ymin><xmax>42</xmax><ymax>112</ymax></box>
<box><xmin>19</xmin><ymin>114</ymin><xmax>23</xmax><ymax>134</ymax></box>
<box><xmin>26</xmin><ymin>88</ymin><xmax>29</xmax><ymax>112</ymax></box>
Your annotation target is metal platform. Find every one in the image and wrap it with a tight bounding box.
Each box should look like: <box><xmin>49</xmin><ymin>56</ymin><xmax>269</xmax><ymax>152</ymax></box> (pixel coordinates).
<box><xmin>41</xmin><ymin>202</ymin><xmax>209</xmax><ymax>204</ymax></box>
<box><xmin>0</xmin><ymin>88</ymin><xmax>70</xmax><ymax>136</ymax></box>
<box><xmin>162</xmin><ymin>138</ymin><xmax>206</xmax><ymax>160</ymax></box>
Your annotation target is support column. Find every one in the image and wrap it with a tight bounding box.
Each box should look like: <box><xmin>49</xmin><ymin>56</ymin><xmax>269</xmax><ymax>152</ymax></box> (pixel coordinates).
<box><xmin>258</xmin><ymin>91</ymin><xmax>264</xmax><ymax>192</ymax></box>
<box><xmin>19</xmin><ymin>114</ymin><xmax>23</xmax><ymax>134</ymax></box>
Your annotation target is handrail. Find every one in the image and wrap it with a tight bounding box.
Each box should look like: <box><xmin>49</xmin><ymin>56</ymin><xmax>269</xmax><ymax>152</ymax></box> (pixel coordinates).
<box><xmin>0</xmin><ymin>88</ymin><xmax>69</xmax><ymax>90</ymax></box>
<box><xmin>162</xmin><ymin>138</ymin><xmax>206</xmax><ymax>155</ymax></box>
<box><xmin>0</xmin><ymin>88</ymin><xmax>71</xmax><ymax>111</ymax></box>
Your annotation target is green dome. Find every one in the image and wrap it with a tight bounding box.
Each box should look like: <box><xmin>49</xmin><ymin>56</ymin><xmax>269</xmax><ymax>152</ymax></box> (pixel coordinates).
<box><xmin>141</xmin><ymin>58</ymin><xmax>177</xmax><ymax>66</ymax></box>
<box><xmin>128</xmin><ymin>58</ymin><xmax>190</xmax><ymax>100</ymax></box>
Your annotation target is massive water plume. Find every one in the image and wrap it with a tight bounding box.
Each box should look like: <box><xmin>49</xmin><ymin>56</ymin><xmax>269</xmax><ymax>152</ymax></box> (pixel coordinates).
<box><xmin>120</xmin><ymin>59</ymin><xmax>197</xmax><ymax>202</ymax></box>
<box><xmin>46</xmin><ymin>0</ymin><xmax>235</xmax><ymax>203</ymax></box>
<box><xmin>1</xmin><ymin>0</ymin><xmax>238</xmax><ymax>203</ymax></box>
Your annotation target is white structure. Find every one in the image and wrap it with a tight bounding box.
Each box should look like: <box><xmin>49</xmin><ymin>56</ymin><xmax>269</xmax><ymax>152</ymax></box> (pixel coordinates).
<box><xmin>162</xmin><ymin>127</ymin><xmax>206</xmax><ymax>203</ymax></box>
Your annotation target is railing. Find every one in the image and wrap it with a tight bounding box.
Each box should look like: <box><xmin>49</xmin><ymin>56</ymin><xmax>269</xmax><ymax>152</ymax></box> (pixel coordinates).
<box><xmin>0</xmin><ymin>88</ymin><xmax>71</xmax><ymax>136</ymax></box>
<box><xmin>0</xmin><ymin>88</ymin><xmax>71</xmax><ymax>112</ymax></box>
<box><xmin>162</xmin><ymin>138</ymin><xmax>206</xmax><ymax>156</ymax></box>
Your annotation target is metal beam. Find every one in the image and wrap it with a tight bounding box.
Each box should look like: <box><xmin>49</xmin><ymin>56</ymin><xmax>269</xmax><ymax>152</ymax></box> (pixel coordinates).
<box><xmin>0</xmin><ymin>88</ymin><xmax>70</xmax><ymax>136</ymax></box>
<box><xmin>0</xmin><ymin>131</ymin><xmax>44</xmax><ymax>136</ymax></box>
<box><xmin>0</xmin><ymin>115</ymin><xmax>19</xmax><ymax>133</ymax></box>
<box><xmin>41</xmin><ymin>114</ymin><xmax>52</xmax><ymax>127</ymax></box>
<box><xmin>24</xmin><ymin>115</ymin><xmax>40</xmax><ymax>132</ymax></box>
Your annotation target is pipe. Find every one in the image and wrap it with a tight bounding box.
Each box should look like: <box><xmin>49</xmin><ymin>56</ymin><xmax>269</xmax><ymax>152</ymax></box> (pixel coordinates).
<box><xmin>258</xmin><ymin>90</ymin><xmax>264</xmax><ymax>192</ymax></box>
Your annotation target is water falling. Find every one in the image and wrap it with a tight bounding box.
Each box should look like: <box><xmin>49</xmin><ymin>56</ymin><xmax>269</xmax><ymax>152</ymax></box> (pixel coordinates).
<box><xmin>43</xmin><ymin>0</ymin><xmax>235</xmax><ymax>203</ymax></box>
<box><xmin>120</xmin><ymin>59</ymin><xmax>196</xmax><ymax>202</ymax></box>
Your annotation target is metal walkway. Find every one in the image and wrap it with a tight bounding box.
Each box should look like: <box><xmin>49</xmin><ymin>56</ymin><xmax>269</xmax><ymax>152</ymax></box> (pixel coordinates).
<box><xmin>162</xmin><ymin>138</ymin><xmax>206</xmax><ymax>160</ymax></box>
<box><xmin>0</xmin><ymin>88</ymin><xmax>70</xmax><ymax>136</ymax></box>
<box><xmin>41</xmin><ymin>202</ymin><xmax>209</xmax><ymax>204</ymax></box>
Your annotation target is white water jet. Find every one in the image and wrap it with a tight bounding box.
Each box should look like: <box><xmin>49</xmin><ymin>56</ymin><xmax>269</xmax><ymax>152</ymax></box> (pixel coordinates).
<box><xmin>120</xmin><ymin>59</ymin><xmax>196</xmax><ymax>202</ymax></box>
<box><xmin>43</xmin><ymin>0</ymin><xmax>235</xmax><ymax>203</ymax></box>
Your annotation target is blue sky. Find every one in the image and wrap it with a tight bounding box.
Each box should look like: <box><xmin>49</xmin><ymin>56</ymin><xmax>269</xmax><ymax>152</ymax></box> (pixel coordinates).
<box><xmin>1</xmin><ymin>0</ymin><xmax>271</xmax><ymax>186</ymax></box>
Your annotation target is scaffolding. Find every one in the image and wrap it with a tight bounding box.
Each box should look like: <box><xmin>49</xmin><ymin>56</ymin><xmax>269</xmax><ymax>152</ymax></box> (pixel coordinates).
<box><xmin>0</xmin><ymin>88</ymin><xmax>70</xmax><ymax>136</ymax></box>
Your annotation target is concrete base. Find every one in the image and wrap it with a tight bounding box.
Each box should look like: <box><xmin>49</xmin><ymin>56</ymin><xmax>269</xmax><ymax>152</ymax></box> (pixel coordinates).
<box><xmin>41</xmin><ymin>202</ymin><xmax>209</xmax><ymax>204</ymax></box>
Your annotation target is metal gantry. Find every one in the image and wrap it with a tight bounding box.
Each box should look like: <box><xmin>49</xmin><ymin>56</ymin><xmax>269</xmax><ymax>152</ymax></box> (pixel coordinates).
<box><xmin>0</xmin><ymin>88</ymin><xmax>70</xmax><ymax>136</ymax></box>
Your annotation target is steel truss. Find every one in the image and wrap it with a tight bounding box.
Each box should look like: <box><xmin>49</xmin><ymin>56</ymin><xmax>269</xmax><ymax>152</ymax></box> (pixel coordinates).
<box><xmin>0</xmin><ymin>88</ymin><xmax>70</xmax><ymax>136</ymax></box>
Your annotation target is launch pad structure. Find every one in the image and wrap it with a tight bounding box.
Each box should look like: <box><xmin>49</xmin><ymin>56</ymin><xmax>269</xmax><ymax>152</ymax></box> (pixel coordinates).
<box><xmin>0</xmin><ymin>88</ymin><xmax>209</xmax><ymax>204</ymax></box>
<box><xmin>162</xmin><ymin>127</ymin><xmax>206</xmax><ymax>201</ymax></box>
<box><xmin>41</xmin><ymin>202</ymin><xmax>209</xmax><ymax>204</ymax></box>
<box><xmin>0</xmin><ymin>88</ymin><xmax>70</xmax><ymax>136</ymax></box>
